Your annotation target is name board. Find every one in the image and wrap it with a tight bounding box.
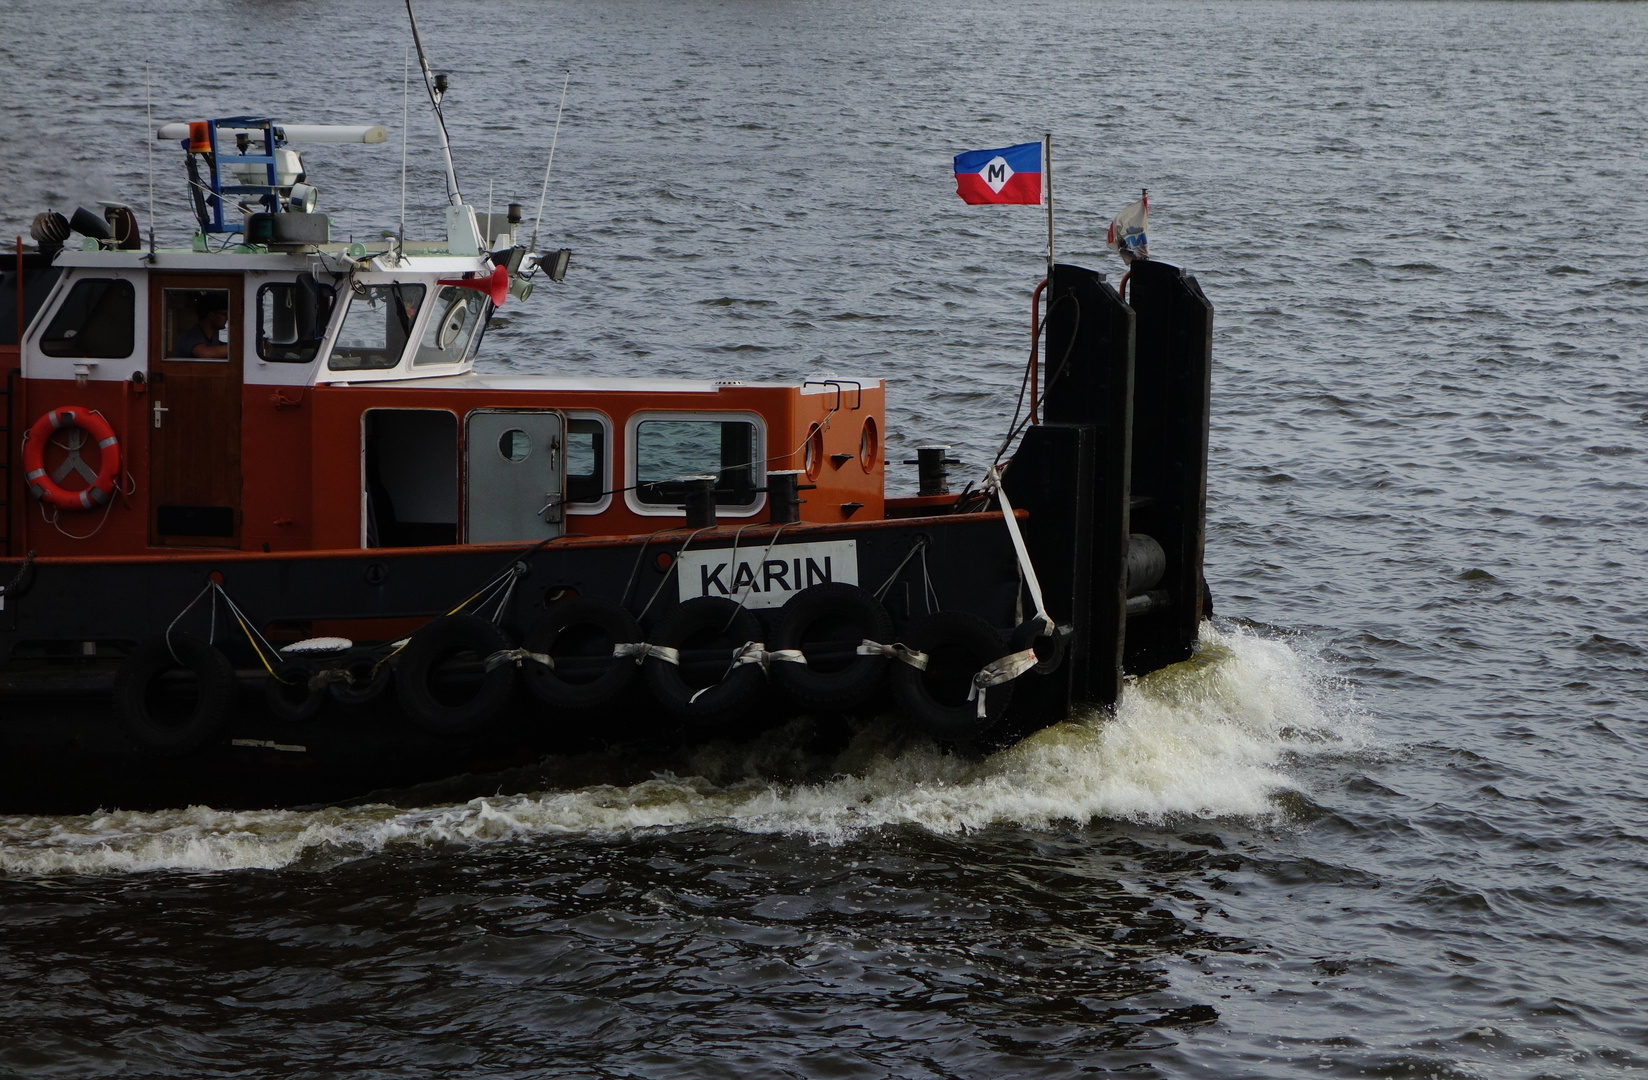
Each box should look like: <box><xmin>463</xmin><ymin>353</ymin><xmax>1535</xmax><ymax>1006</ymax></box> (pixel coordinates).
<box><xmin>677</xmin><ymin>539</ymin><xmax>859</xmax><ymax>611</ymax></box>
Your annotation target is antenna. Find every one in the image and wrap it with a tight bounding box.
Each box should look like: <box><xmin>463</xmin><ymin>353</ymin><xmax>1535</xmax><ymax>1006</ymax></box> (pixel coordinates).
<box><xmin>399</xmin><ymin>47</ymin><xmax>409</xmax><ymax>264</ymax></box>
<box><xmin>485</xmin><ymin>178</ymin><xmax>494</xmax><ymax>248</ymax></box>
<box><xmin>145</xmin><ymin>62</ymin><xmax>156</xmax><ymax>258</ymax></box>
<box><xmin>404</xmin><ymin>0</ymin><xmax>462</xmax><ymax>206</ymax></box>
<box><xmin>530</xmin><ymin>71</ymin><xmax>571</xmax><ymax>254</ymax></box>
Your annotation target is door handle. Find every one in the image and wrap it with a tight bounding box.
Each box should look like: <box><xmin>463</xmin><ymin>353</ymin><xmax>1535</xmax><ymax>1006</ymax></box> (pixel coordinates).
<box><xmin>153</xmin><ymin>402</ymin><xmax>169</xmax><ymax>428</ymax></box>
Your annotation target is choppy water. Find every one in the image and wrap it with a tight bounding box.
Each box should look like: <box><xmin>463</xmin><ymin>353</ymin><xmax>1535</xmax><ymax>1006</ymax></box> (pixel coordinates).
<box><xmin>3</xmin><ymin>0</ymin><xmax>1647</xmax><ymax>1076</ymax></box>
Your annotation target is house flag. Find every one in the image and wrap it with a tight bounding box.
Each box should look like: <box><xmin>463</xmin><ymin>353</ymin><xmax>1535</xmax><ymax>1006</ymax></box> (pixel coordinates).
<box><xmin>953</xmin><ymin>142</ymin><xmax>1044</xmax><ymax>206</ymax></box>
<box><xmin>1107</xmin><ymin>191</ymin><xmax>1149</xmax><ymax>264</ymax></box>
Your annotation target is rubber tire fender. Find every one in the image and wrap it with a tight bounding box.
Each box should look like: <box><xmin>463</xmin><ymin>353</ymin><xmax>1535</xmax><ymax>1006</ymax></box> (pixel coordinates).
<box><xmin>889</xmin><ymin>610</ymin><xmax>1014</xmax><ymax>741</ymax></box>
<box><xmin>643</xmin><ymin>596</ymin><xmax>767</xmax><ymax>728</ymax></box>
<box><xmin>521</xmin><ymin>596</ymin><xmax>642</xmax><ymax>713</ymax></box>
<box><xmin>770</xmin><ymin>582</ymin><xmax>894</xmax><ymax>712</ymax></box>
<box><xmin>1009</xmin><ymin>615</ymin><xmax>1068</xmax><ymax>676</ymax></box>
<box><xmin>113</xmin><ymin>632</ymin><xmax>238</xmax><ymax>757</ymax></box>
<box><xmin>393</xmin><ymin>615</ymin><xmax>516</xmax><ymax>737</ymax></box>
<box><xmin>263</xmin><ymin>660</ymin><xmax>327</xmax><ymax>722</ymax></box>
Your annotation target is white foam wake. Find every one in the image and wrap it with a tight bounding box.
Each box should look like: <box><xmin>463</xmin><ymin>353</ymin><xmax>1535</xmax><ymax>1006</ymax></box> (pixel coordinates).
<box><xmin>0</xmin><ymin>625</ymin><xmax>1366</xmax><ymax>877</ymax></box>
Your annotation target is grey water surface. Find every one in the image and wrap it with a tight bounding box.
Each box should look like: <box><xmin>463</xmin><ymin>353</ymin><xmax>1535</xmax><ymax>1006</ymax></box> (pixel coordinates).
<box><xmin>1</xmin><ymin>1</ymin><xmax>1646</xmax><ymax>1077</ymax></box>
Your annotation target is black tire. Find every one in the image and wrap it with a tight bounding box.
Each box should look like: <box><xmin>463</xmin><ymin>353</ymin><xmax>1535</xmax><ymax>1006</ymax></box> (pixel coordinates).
<box><xmin>113</xmin><ymin>633</ymin><xmax>238</xmax><ymax>757</ymax></box>
<box><xmin>770</xmin><ymin>583</ymin><xmax>894</xmax><ymax>711</ymax></box>
<box><xmin>393</xmin><ymin>615</ymin><xmax>516</xmax><ymax>737</ymax></box>
<box><xmin>1009</xmin><ymin>615</ymin><xmax>1068</xmax><ymax>676</ymax></box>
<box><xmin>521</xmin><ymin>597</ymin><xmax>642</xmax><ymax>713</ymax></box>
<box><xmin>327</xmin><ymin>654</ymin><xmax>394</xmax><ymax>706</ymax></box>
<box><xmin>643</xmin><ymin>596</ymin><xmax>767</xmax><ymax>728</ymax></box>
<box><xmin>889</xmin><ymin>611</ymin><xmax>1014</xmax><ymax>741</ymax></box>
<box><xmin>263</xmin><ymin>660</ymin><xmax>326</xmax><ymax>722</ymax></box>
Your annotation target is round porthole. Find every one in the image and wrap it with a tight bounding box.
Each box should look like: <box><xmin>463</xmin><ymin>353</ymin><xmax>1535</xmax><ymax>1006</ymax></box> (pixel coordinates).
<box><xmin>859</xmin><ymin>416</ymin><xmax>879</xmax><ymax>471</ymax></box>
<box><xmin>804</xmin><ymin>423</ymin><xmax>825</xmax><ymax>480</ymax></box>
<box><xmin>499</xmin><ymin>429</ymin><xmax>530</xmax><ymax>462</ymax></box>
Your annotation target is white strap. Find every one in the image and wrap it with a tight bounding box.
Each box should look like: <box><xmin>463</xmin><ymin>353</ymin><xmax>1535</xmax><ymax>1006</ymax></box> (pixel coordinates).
<box><xmin>770</xmin><ymin>648</ymin><xmax>807</xmax><ymax>665</ymax></box>
<box><xmin>985</xmin><ymin>465</ymin><xmax>1051</xmax><ymax>626</ymax></box>
<box><xmin>685</xmin><ymin>641</ymin><xmax>770</xmax><ymax>704</ymax></box>
<box><xmin>857</xmin><ymin>639</ymin><xmax>929</xmax><ymax>670</ymax></box>
<box><xmin>730</xmin><ymin>641</ymin><xmax>771</xmax><ymax>673</ymax></box>
<box><xmin>966</xmin><ymin>647</ymin><xmax>1039</xmax><ymax>718</ymax></box>
<box><xmin>613</xmin><ymin>641</ymin><xmax>679</xmax><ymax>665</ymax></box>
<box><xmin>484</xmin><ymin>647</ymin><xmax>553</xmax><ymax>672</ymax></box>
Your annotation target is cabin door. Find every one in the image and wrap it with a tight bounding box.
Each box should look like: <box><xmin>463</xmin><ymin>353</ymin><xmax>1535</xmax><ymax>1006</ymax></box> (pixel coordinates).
<box><xmin>147</xmin><ymin>274</ymin><xmax>244</xmax><ymax>547</ymax></box>
<box><xmin>464</xmin><ymin>409</ymin><xmax>566</xmax><ymax>544</ymax></box>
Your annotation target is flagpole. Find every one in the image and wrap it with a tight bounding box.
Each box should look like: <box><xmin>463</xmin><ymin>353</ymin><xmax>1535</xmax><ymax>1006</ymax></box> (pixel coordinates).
<box><xmin>1044</xmin><ymin>132</ymin><xmax>1054</xmax><ymax>282</ymax></box>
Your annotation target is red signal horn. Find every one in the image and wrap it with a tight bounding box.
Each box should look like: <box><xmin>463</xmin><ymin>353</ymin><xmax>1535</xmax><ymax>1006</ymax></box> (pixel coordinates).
<box><xmin>436</xmin><ymin>263</ymin><xmax>509</xmax><ymax>307</ymax></box>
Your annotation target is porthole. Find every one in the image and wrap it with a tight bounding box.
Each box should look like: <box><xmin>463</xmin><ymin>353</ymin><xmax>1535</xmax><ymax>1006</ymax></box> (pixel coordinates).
<box><xmin>859</xmin><ymin>417</ymin><xmax>879</xmax><ymax>472</ymax></box>
<box><xmin>804</xmin><ymin>423</ymin><xmax>825</xmax><ymax>480</ymax></box>
<box><xmin>498</xmin><ymin>428</ymin><xmax>530</xmax><ymax>462</ymax></box>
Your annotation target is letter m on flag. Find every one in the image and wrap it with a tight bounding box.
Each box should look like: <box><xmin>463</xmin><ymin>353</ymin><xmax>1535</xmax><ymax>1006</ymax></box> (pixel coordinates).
<box><xmin>953</xmin><ymin>141</ymin><xmax>1044</xmax><ymax>206</ymax></box>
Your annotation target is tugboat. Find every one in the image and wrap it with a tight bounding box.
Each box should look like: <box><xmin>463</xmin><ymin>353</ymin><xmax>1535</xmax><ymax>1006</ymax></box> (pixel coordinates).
<box><xmin>0</xmin><ymin>40</ymin><xmax>1213</xmax><ymax>814</ymax></box>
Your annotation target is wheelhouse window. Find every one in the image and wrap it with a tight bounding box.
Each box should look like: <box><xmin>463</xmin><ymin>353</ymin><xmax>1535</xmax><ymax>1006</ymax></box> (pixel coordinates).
<box><xmin>257</xmin><ymin>279</ymin><xmax>331</xmax><ymax>363</ymax></box>
<box><xmin>566</xmin><ymin>417</ymin><xmax>608</xmax><ymax>507</ymax></box>
<box><xmin>413</xmin><ymin>285</ymin><xmax>488</xmax><ymax>367</ymax></box>
<box><xmin>329</xmin><ymin>282</ymin><xmax>425</xmax><ymax>371</ymax></box>
<box><xmin>39</xmin><ymin>278</ymin><xmax>135</xmax><ymax>358</ymax></box>
<box><xmin>633</xmin><ymin>417</ymin><xmax>760</xmax><ymax>508</ymax></box>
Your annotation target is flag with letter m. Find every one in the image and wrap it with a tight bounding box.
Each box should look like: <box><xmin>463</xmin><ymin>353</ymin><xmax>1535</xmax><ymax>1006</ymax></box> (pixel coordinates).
<box><xmin>953</xmin><ymin>141</ymin><xmax>1044</xmax><ymax>205</ymax></box>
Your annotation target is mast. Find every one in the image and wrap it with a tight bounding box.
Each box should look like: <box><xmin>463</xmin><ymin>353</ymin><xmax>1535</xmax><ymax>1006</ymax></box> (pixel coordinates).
<box><xmin>405</xmin><ymin>0</ymin><xmax>462</xmax><ymax>206</ymax></box>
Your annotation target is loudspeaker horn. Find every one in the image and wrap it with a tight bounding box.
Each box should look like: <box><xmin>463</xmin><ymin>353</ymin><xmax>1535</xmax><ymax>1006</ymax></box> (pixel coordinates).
<box><xmin>436</xmin><ymin>263</ymin><xmax>509</xmax><ymax>307</ymax></box>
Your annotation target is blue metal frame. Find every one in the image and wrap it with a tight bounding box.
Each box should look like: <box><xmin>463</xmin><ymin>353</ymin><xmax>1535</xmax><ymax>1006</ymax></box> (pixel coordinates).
<box><xmin>179</xmin><ymin>116</ymin><xmax>287</xmax><ymax>235</ymax></box>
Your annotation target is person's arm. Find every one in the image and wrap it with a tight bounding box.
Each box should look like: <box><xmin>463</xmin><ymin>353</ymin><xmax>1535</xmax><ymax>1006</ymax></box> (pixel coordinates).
<box><xmin>191</xmin><ymin>339</ymin><xmax>229</xmax><ymax>359</ymax></box>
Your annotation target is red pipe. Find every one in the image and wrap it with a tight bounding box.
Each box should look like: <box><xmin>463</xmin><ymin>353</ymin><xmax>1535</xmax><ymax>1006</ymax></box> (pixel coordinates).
<box><xmin>1029</xmin><ymin>277</ymin><xmax>1048</xmax><ymax>425</ymax></box>
<box><xmin>13</xmin><ymin>237</ymin><xmax>21</xmax><ymax>357</ymax></box>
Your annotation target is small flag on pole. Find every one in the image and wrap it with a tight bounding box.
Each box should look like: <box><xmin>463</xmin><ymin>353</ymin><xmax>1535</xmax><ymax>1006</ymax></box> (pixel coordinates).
<box><xmin>1106</xmin><ymin>190</ymin><xmax>1149</xmax><ymax>264</ymax></box>
<box><xmin>953</xmin><ymin>142</ymin><xmax>1045</xmax><ymax>206</ymax></box>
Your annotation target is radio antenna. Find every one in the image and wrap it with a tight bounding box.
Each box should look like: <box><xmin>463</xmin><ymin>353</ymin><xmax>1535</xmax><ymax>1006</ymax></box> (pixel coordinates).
<box><xmin>399</xmin><ymin>47</ymin><xmax>409</xmax><ymax>263</ymax></box>
<box><xmin>530</xmin><ymin>71</ymin><xmax>571</xmax><ymax>254</ymax></box>
<box><xmin>145</xmin><ymin>61</ymin><xmax>156</xmax><ymax>258</ymax></box>
<box><xmin>404</xmin><ymin>0</ymin><xmax>462</xmax><ymax>205</ymax></box>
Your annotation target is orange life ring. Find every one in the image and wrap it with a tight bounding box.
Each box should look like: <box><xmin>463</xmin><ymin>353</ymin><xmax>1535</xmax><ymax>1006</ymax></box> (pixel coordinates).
<box><xmin>22</xmin><ymin>406</ymin><xmax>122</xmax><ymax>511</ymax></box>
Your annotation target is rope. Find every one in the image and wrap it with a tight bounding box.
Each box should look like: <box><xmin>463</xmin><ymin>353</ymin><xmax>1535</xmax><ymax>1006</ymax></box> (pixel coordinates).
<box><xmin>724</xmin><ymin>520</ymin><xmax>793</xmax><ymax>629</ymax></box>
<box><xmin>637</xmin><ymin>527</ymin><xmax>710</xmax><ymax>622</ymax></box>
<box><xmin>0</xmin><ymin>551</ymin><xmax>35</xmax><ymax>605</ymax></box>
<box><xmin>620</xmin><ymin>528</ymin><xmax>675</xmax><ymax>610</ymax></box>
<box><xmin>873</xmin><ymin>536</ymin><xmax>927</xmax><ymax>602</ymax></box>
<box><xmin>164</xmin><ymin>582</ymin><xmax>215</xmax><ymax>663</ymax></box>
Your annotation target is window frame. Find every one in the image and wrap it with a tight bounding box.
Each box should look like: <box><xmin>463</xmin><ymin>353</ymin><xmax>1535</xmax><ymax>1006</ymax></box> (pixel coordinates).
<box><xmin>255</xmin><ymin>279</ymin><xmax>335</xmax><ymax>364</ymax></box>
<box><xmin>38</xmin><ymin>277</ymin><xmax>136</xmax><ymax>359</ymax></box>
<box><xmin>326</xmin><ymin>280</ymin><xmax>428</xmax><ymax>373</ymax></box>
<box><xmin>623</xmin><ymin>410</ymin><xmax>767</xmax><ymax>519</ymax></box>
<box><xmin>412</xmin><ymin>284</ymin><xmax>491</xmax><ymax>368</ymax></box>
<box><xmin>564</xmin><ymin>410</ymin><xmax>613</xmax><ymax>516</ymax></box>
